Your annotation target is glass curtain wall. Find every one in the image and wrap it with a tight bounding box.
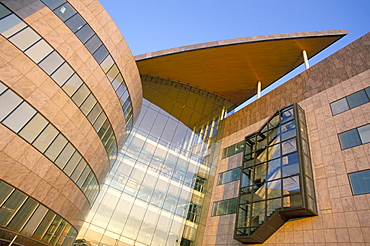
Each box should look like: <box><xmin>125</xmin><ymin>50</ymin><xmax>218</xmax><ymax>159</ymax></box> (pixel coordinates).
<box><xmin>77</xmin><ymin>99</ymin><xmax>218</xmax><ymax>246</ymax></box>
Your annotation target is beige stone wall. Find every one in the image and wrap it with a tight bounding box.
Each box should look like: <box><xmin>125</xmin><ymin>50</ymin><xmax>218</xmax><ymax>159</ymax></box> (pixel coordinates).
<box><xmin>202</xmin><ymin>33</ymin><xmax>370</xmax><ymax>245</ymax></box>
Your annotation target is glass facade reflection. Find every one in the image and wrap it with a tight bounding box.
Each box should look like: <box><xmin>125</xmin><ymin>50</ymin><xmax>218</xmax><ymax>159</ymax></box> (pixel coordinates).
<box><xmin>78</xmin><ymin>98</ymin><xmax>222</xmax><ymax>245</ymax></box>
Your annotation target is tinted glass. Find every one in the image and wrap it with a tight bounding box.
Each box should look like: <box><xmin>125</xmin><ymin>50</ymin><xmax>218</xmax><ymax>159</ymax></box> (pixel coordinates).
<box><xmin>9</xmin><ymin>26</ymin><xmax>40</xmax><ymax>51</ymax></box>
<box><xmin>2</xmin><ymin>101</ymin><xmax>36</xmax><ymax>132</ymax></box>
<box><xmin>41</xmin><ymin>0</ymin><xmax>65</xmax><ymax>10</ymax></box>
<box><xmin>349</xmin><ymin>170</ymin><xmax>370</xmax><ymax>195</ymax></box>
<box><xmin>0</xmin><ymin>4</ymin><xmax>11</xmax><ymax>19</ymax></box>
<box><xmin>75</xmin><ymin>24</ymin><xmax>94</xmax><ymax>43</ymax></box>
<box><xmin>0</xmin><ymin>14</ymin><xmax>27</xmax><ymax>38</ymax></box>
<box><xmin>358</xmin><ymin>124</ymin><xmax>370</xmax><ymax>144</ymax></box>
<box><xmin>19</xmin><ymin>113</ymin><xmax>48</xmax><ymax>143</ymax></box>
<box><xmin>65</xmin><ymin>13</ymin><xmax>86</xmax><ymax>33</ymax></box>
<box><xmin>62</xmin><ymin>73</ymin><xmax>82</xmax><ymax>96</ymax></box>
<box><xmin>0</xmin><ymin>89</ymin><xmax>22</xmax><ymax>121</ymax></box>
<box><xmin>93</xmin><ymin>45</ymin><xmax>108</xmax><ymax>64</ymax></box>
<box><xmin>54</xmin><ymin>3</ymin><xmax>76</xmax><ymax>21</ymax></box>
<box><xmin>338</xmin><ymin>129</ymin><xmax>362</xmax><ymax>149</ymax></box>
<box><xmin>51</xmin><ymin>62</ymin><xmax>74</xmax><ymax>86</ymax></box>
<box><xmin>25</xmin><ymin>39</ymin><xmax>53</xmax><ymax>63</ymax></box>
<box><xmin>39</xmin><ymin>51</ymin><xmax>64</xmax><ymax>75</ymax></box>
<box><xmin>347</xmin><ymin>90</ymin><xmax>369</xmax><ymax>108</ymax></box>
<box><xmin>85</xmin><ymin>34</ymin><xmax>102</xmax><ymax>53</ymax></box>
<box><xmin>330</xmin><ymin>98</ymin><xmax>349</xmax><ymax>115</ymax></box>
<box><xmin>33</xmin><ymin>124</ymin><xmax>59</xmax><ymax>152</ymax></box>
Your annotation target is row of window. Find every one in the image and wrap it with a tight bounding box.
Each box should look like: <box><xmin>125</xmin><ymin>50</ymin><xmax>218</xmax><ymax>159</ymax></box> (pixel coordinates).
<box><xmin>338</xmin><ymin>123</ymin><xmax>370</xmax><ymax>150</ymax></box>
<box><xmin>330</xmin><ymin>86</ymin><xmax>370</xmax><ymax>115</ymax></box>
<box><xmin>40</xmin><ymin>0</ymin><xmax>134</xmax><ymax>130</ymax></box>
<box><xmin>0</xmin><ymin>4</ymin><xmax>118</xmax><ymax>166</ymax></box>
<box><xmin>218</xmin><ymin>168</ymin><xmax>241</xmax><ymax>185</ymax></box>
<box><xmin>222</xmin><ymin>141</ymin><xmax>244</xmax><ymax>159</ymax></box>
<box><xmin>0</xmin><ymin>81</ymin><xmax>99</xmax><ymax>204</ymax></box>
<box><xmin>0</xmin><ymin>180</ymin><xmax>77</xmax><ymax>246</ymax></box>
<box><xmin>212</xmin><ymin>198</ymin><xmax>237</xmax><ymax>216</ymax></box>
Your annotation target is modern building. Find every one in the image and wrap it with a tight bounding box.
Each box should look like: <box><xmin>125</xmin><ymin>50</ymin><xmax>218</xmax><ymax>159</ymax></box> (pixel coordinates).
<box><xmin>0</xmin><ymin>1</ymin><xmax>370</xmax><ymax>246</ymax></box>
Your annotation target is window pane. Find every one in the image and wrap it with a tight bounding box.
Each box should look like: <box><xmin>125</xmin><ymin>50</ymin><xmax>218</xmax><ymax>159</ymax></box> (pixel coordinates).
<box><xmin>0</xmin><ymin>14</ymin><xmax>26</xmax><ymax>38</ymax></box>
<box><xmin>100</xmin><ymin>55</ymin><xmax>114</xmax><ymax>73</ymax></box>
<box><xmin>347</xmin><ymin>90</ymin><xmax>369</xmax><ymax>108</ymax></box>
<box><xmin>267</xmin><ymin>158</ymin><xmax>281</xmax><ymax>181</ymax></box>
<box><xmin>63</xmin><ymin>151</ymin><xmax>81</xmax><ymax>176</ymax></box>
<box><xmin>71</xmin><ymin>84</ymin><xmax>90</xmax><ymax>107</ymax></box>
<box><xmin>0</xmin><ymin>4</ymin><xmax>11</xmax><ymax>19</ymax></box>
<box><xmin>358</xmin><ymin>124</ymin><xmax>370</xmax><ymax>144</ymax></box>
<box><xmin>33</xmin><ymin>124</ymin><xmax>59</xmax><ymax>153</ymax></box>
<box><xmin>87</xmin><ymin>103</ymin><xmax>102</xmax><ymax>124</ymax></box>
<box><xmin>71</xmin><ymin>159</ymin><xmax>87</xmax><ymax>182</ymax></box>
<box><xmin>281</xmin><ymin>120</ymin><xmax>296</xmax><ymax>141</ymax></box>
<box><xmin>25</xmin><ymin>40</ymin><xmax>53</xmax><ymax>63</ymax></box>
<box><xmin>65</xmin><ymin>13</ymin><xmax>86</xmax><ymax>33</ymax></box>
<box><xmin>365</xmin><ymin>87</ymin><xmax>370</xmax><ymax>99</ymax></box>
<box><xmin>106</xmin><ymin>64</ymin><xmax>119</xmax><ymax>81</ymax></box>
<box><xmin>44</xmin><ymin>134</ymin><xmax>68</xmax><ymax>161</ymax></box>
<box><xmin>282</xmin><ymin>175</ymin><xmax>300</xmax><ymax>195</ymax></box>
<box><xmin>339</xmin><ymin>129</ymin><xmax>362</xmax><ymax>149</ymax></box>
<box><xmin>21</xmin><ymin>204</ymin><xmax>48</xmax><ymax>236</ymax></box>
<box><xmin>0</xmin><ymin>190</ymin><xmax>27</xmax><ymax>226</ymax></box>
<box><xmin>330</xmin><ymin>98</ymin><xmax>349</xmax><ymax>115</ymax></box>
<box><xmin>75</xmin><ymin>24</ymin><xmax>94</xmax><ymax>43</ymax></box>
<box><xmin>62</xmin><ymin>73</ymin><xmax>82</xmax><ymax>96</ymax></box>
<box><xmin>281</xmin><ymin>108</ymin><xmax>294</xmax><ymax>123</ymax></box>
<box><xmin>53</xmin><ymin>3</ymin><xmax>76</xmax><ymax>21</ymax></box>
<box><xmin>349</xmin><ymin>170</ymin><xmax>370</xmax><ymax>195</ymax></box>
<box><xmin>55</xmin><ymin>143</ymin><xmax>75</xmax><ymax>169</ymax></box>
<box><xmin>9</xmin><ymin>26</ymin><xmax>40</xmax><ymax>51</ymax></box>
<box><xmin>282</xmin><ymin>152</ymin><xmax>299</xmax><ymax>177</ymax></box>
<box><xmin>93</xmin><ymin>45</ymin><xmax>108</xmax><ymax>64</ymax></box>
<box><xmin>281</xmin><ymin>138</ymin><xmax>297</xmax><ymax>155</ymax></box>
<box><xmin>7</xmin><ymin>197</ymin><xmax>38</xmax><ymax>231</ymax></box>
<box><xmin>51</xmin><ymin>62</ymin><xmax>74</xmax><ymax>86</ymax></box>
<box><xmin>77</xmin><ymin>166</ymin><xmax>90</xmax><ymax>187</ymax></box>
<box><xmin>38</xmin><ymin>51</ymin><xmax>64</xmax><ymax>75</ymax></box>
<box><xmin>40</xmin><ymin>0</ymin><xmax>66</xmax><ymax>10</ymax></box>
<box><xmin>33</xmin><ymin>210</ymin><xmax>55</xmax><ymax>239</ymax></box>
<box><xmin>85</xmin><ymin>34</ymin><xmax>102</xmax><ymax>54</ymax></box>
<box><xmin>19</xmin><ymin>113</ymin><xmax>48</xmax><ymax>143</ymax></box>
<box><xmin>0</xmin><ymin>181</ymin><xmax>14</xmax><ymax>207</ymax></box>
<box><xmin>93</xmin><ymin>112</ymin><xmax>107</xmax><ymax>132</ymax></box>
<box><xmin>2</xmin><ymin>101</ymin><xmax>36</xmax><ymax>133</ymax></box>
<box><xmin>0</xmin><ymin>89</ymin><xmax>22</xmax><ymax>121</ymax></box>
<box><xmin>80</xmin><ymin>93</ymin><xmax>96</xmax><ymax>116</ymax></box>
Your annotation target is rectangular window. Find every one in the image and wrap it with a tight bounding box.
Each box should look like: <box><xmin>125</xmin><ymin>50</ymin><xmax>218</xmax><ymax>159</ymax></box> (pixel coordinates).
<box><xmin>349</xmin><ymin>169</ymin><xmax>370</xmax><ymax>195</ymax></box>
<box><xmin>212</xmin><ymin>198</ymin><xmax>237</xmax><ymax>216</ymax></box>
<box><xmin>330</xmin><ymin>86</ymin><xmax>370</xmax><ymax>115</ymax></box>
<box><xmin>222</xmin><ymin>141</ymin><xmax>245</xmax><ymax>158</ymax></box>
<box><xmin>338</xmin><ymin>123</ymin><xmax>370</xmax><ymax>149</ymax></box>
<box><xmin>218</xmin><ymin>168</ymin><xmax>241</xmax><ymax>185</ymax></box>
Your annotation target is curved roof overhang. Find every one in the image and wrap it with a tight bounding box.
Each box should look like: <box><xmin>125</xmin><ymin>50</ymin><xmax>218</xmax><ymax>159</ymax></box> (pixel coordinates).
<box><xmin>135</xmin><ymin>30</ymin><xmax>347</xmax><ymax>107</ymax></box>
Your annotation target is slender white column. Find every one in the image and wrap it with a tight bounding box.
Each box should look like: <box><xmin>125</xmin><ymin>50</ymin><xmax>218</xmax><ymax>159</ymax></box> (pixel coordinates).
<box><xmin>257</xmin><ymin>81</ymin><xmax>262</xmax><ymax>99</ymax></box>
<box><xmin>303</xmin><ymin>50</ymin><xmax>310</xmax><ymax>69</ymax></box>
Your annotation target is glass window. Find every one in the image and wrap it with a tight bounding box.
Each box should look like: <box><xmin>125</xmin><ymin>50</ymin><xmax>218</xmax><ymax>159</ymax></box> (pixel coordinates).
<box><xmin>267</xmin><ymin>158</ymin><xmax>281</xmax><ymax>181</ymax></box>
<box><xmin>87</xmin><ymin>103</ymin><xmax>102</xmax><ymax>124</ymax></box>
<box><xmin>0</xmin><ymin>4</ymin><xmax>11</xmax><ymax>19</ymax></box>
<box><xmin>51</xmin><ymin>62</ymin><xmax>74</xmax><ymax>86</ymax></box>
<box><xmin>281</xmin><ymin>108</ymin><xmax>294</xmax><ymax>123</ymax></box>
<box><xmin>19</xmin><ymin>113</ymin><xmax>48</xmax><ymax>143</ymax></box>
<box><xmin>21</xmin><ymin>204</ymin><xmax>48</xmax><ymax>236</ymax></box>
<box><xmin>40</xmin><ymin>0</ymin><xmax>66</xmax><ymax>10</ymax></box>
<box><xmin>53</xmin><ymin>2</ymin><xmax>76</xmax><ymax>21</ymax></box>
<box><xmin>100</xmin><ymin>55</ymin><xmax>114</xmax><ymax>73</ymax></box>
<box><xmin>75</xmin><ymin>24</ymin><xmax>94</xmax><ymax>43</ymax></box>
<box><xmin>33</xmin><ymin>124</ymin><xmax>59</xmax><ymax>153</ymax></box>
<box><xmin>0</xmin><ymin>190</ymin><xmax>27</xmax><ymax>226</ymax></box>
<box><xmin>71</xmin><ymin>84</ymin><xmax>90</xmax><ymax>107</ymax></box>
<box><xmin>106</xmin><ymin>64</ymin><xmax>119</xmax><ymax>82</ymax></box>
<box><xmin>62</xmin><ymin>73</ymin><xmax>82</xmax><ymax>96</ymax></box>
<box><xmin>93</xmin><ymin>45</ymin><xmax>108</xmax><ymax>64</ymax></box>
<box><xmin>42</xmin><ymin>215</ymin><xmax>62</xmax><ymax>242</ymax></box>
<box><xmin>338</xmin><ymin>128</ymin><xmax>362</xmax><ymax>149</ymax></box>
<box><xmin>85</xmin><ymin>34</ymin><xmax>102</xmax><ymax>54</ymax></box>
<box><xmin>0</xmin><ymin>89</ymin><xmax>22</xmax><ymax>121</ymax></box>
<box><xmin>349</xmin><ymin>169</ymin><xmax>370</xmax><ymax>195</ymax></box>
<box><xmin>25</xmin><ymin>39</ymin><xmax>53</xmax><ymax>63</ymax></box>
<box><xmin>38</xmin><ymin>51</ymin><xmax>64</xmax><ymax>75</ymax></box>
<box><xmin>0</xmin><ymin>14</ymin><xmax>27</xmax><ymax>38</ymax></box>
<box><xmin>358</xmin><ymin>124</ymin><xmax>370</xmax><ymax>144</ymax></box>
<box><xmin>65</xmin><ymin>13</ymin><xmax>86</xmax><ymax>33</ymax></box>
<box><xmin>282</xmin><ymin>152</ymin><xmax>299</xmax><ymax>177</ymax></box>
<box><xmin>7</xmin><ymin>197</ymin><xmax>38</xmax><ymax>231</ymax></box>
<box><xmin>282</xmin><ymin>176</ymin><xmax>300</xmax><ymax>195</ymax></box>
<box><xmin>55</xmin><ymin>143</ymin><xmax>75</xmax><ymax>169</ymax></box>
<box><xmin>0</xmin><ymin>181</ymin><xmax>14</xmax><ymax>206</ymax></box>
<box><xmin>44</xmin><ymin>134</ymin><xmax>68</xmax><ymax>161</ymax></box>
<box><xmin>281</xmin><ymin>138</ymin><xmax>297</xmax><ymax>155</ymax></box>
<box><xmin>93</xmin><ymin>112</ymin><xmax>107</xmax><ymax>132</ymax></box>
<box><xmin>365</xmin><ymin>87</ymin><xmax>370</xmax><ymax>99</ymax></box>
<box><xmin>80</xmin><ymin>94</ymin><xmax>96</xmax><ymax>116</ymax></box>
<box><xmin>70</xmin><ymin>159</ymin><xmax>87</xmax><ymax>182</ymax></box>
<box><xmin>2</xmin><ymin>101</ymin><xmax>36</xmax><ymax>133</ymax></box>
<box><xmin>63</xmin><ymin>151</ymin><xmax>81</xmax><ymax>176</ymax></box>
<box><xmin>77</xmin><ymin>166</ymin><xmax>90</xmax><ymax>187</ymax></box>
<box><xmin>212</xmin><ymin>198</ymin><xmax>237</xmax><ymax>216</ymax></box>
<box><xmin>347</xmin><ymin>90</ymin><xmax>369</xmax><ymax>108</ymax></box>
<box><xmin>0</xmin><ymin>81</ymin><xmax>6</xmax><ymax>94</ymax></box>
<box><xmin>331</xmin><ymin>98</ymin><xmax>349</xmax><ymax>115</ymax></box>
<box><xmin>281</xmin><ymin>120</ymin><xmax>296</xmax><ymax>141</ymax></box>
<box><xmin>9</xmin><ymin>26</ymin><xmax>40</xmax><ymax>51</ymax></box>
<box><xmin>33</xmin><ymin>210</ymin><xmax>56</xmax><ymax>239</ymax></box>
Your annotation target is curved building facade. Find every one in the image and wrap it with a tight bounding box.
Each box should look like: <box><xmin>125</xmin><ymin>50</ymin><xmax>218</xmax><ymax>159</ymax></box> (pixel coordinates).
<box><xmin>0</xmin><ymin>0</ymin><xmax>141</xmax><ymax>245</ymax></box>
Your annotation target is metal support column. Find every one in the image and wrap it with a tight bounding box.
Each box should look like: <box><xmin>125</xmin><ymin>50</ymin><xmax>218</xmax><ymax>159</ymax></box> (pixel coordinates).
<box><xmin>257</xmin><ymin>81</ymin><xmax>262</xmax><ymax>99</ymax></box>
<box><xmin>302</xmin><ymin>50</ymin><xmax>310</xmax><ymax>69</ymax></box>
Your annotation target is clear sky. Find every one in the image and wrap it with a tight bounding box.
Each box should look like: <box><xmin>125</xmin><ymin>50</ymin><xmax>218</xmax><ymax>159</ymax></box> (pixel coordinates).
<box><xmin>99</xmin><ymin>0</ymin><xmax>369</xmax><ymax>109</ymax></box>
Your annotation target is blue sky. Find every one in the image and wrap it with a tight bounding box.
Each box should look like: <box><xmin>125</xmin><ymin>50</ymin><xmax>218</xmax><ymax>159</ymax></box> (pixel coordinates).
<box><xmin>99</xmin><ymin>0</ymin><xmax>369</xmax><ymax>109</ymax></box>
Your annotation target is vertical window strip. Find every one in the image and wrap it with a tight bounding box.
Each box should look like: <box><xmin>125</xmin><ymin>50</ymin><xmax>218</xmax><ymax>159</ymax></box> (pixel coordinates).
<box><xmin>0</xmin><ymin>180</ymin><xmax>78</xmax><ymax>246</ymax></box>
<box><xmin>0</xmin><ymin>81</ymin><xmax>98</xmax><ymax>204</ymax></box>
<box><xmin>39</xmin><ymin>0</ymin><xmax>134</xmax><ymax>129</ymax></box>
<box><xmin>0</xmin><ymin>4</ymin><xmax>118</xmax><ymax>166</ymax></box>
